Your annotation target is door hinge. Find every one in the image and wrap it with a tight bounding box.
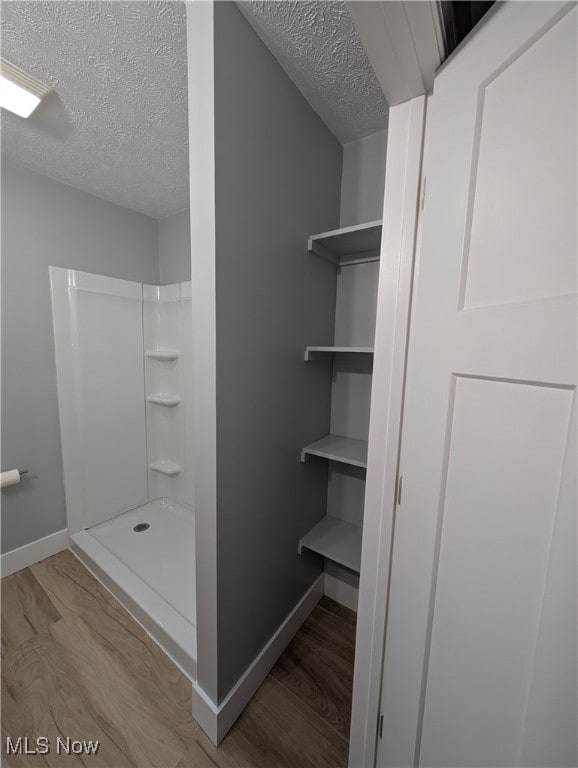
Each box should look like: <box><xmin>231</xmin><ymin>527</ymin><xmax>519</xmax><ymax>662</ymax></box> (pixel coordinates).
<box><xmin>378</xmin><ymin>714</ymin><xmax>384</xmax><ymax>739</ymax></box>
<box><xmin>420</xmin><ymin>176</ymin><xmax>426</xmax><ymax>211</ymax></box>
<box><xmin>396</xmin><ymin>474</ymin><xmax>403</xmax><ymax>505</ymax></box>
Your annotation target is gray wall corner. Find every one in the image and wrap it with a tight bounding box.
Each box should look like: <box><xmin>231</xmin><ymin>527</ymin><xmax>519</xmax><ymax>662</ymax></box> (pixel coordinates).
<box><xmin>340</xmin><ymin>128</ymin><xmax>388</xmax><ymax>227</ymax></box>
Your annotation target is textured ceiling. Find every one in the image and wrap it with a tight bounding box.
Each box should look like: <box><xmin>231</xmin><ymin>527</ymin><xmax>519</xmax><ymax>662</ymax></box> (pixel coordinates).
<box><xmin>236</xmin><ymin>1</ymin><xmax>388</xmax><ymax>143</ymax></box>
<box><xmin>1</xmin><ymin>1</ymin><xmax>387</xmax><ymax>218</ymax></box>
<box><xmin>1</xmin><ymin>1</ymin><xmax>189</xmax><ymax>219</ymax></box>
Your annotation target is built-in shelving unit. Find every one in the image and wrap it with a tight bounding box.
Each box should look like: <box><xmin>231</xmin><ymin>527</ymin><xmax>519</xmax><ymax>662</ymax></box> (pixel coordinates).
<box><xmin>308</xmin><ymin>220</ymin><xmax>382</xmax><ymax>267</ymax></box>
<box><xmin>299</xmin><ymin>218</ymin><xmax>382</xmax><ymax>577</ymax></box>
<box><xmin>304</xmin><ymin>346</ymin><xmax>374</xmax><ymax>361</ymax></box>
<box><xmin>142</xmin><ymin>282</ymin><xmax>192</xmax><ymax>504</ymax></box>
<box><xmin>147</xmin><ymin>394</ymin><xmax>181</xmax><ymax>407</ymax></box>
<box><xmin>298</xmin><ymin>516</ymin><xmax>362</xmax><ymax>573</ymax></box>
<box><xmin>149</xmin><ymin>460</ymin><xmax>181</xmax><ymax>476</ymax></box>
<box><xmin>146</xmin><ymin>349</ymin><xmax>180</xmax><ymax>362</ymax></box>
<box><xmin>301</xmin><ymin>434</ymin><xmax>368</xmax><ymax>469</ymax></box>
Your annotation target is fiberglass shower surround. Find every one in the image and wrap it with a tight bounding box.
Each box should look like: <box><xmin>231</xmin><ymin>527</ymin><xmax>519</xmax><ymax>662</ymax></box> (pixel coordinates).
<box><xmin>50</xmin><ymin>267</ymin><xmax>196</xmax><ymax>678</ymax></box>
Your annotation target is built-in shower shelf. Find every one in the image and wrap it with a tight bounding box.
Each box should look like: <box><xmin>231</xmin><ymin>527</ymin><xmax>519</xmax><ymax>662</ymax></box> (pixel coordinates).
<box><xmin>147</xmin><ymin>394</ymin><xmax>181</xmax><ymax>407</ymax></box>
<box><xmin>146</xmin><ymin>349</ymin><xmax>180</xmax><ymax>362</ymax></box>
<box><xmin>149</xmin><ymin>460</ymin><xmax>181</xmax><ymax>476</ymax></box>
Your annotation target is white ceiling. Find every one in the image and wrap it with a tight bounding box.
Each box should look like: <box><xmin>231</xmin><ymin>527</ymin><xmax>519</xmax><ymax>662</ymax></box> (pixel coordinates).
<box><xmin>1</xmin><ymin>1</ymin><xmax>387</xmax><ymax>220</ymax></box>
<box><xmin>236</xmin><ymin>1</ymin><xmax>388</xmax><ymax>143</ymax></box>
<box><xmin>1</xmin><ymin>1</ymin><xmax>189</xmax><ymax>219</ymax></box>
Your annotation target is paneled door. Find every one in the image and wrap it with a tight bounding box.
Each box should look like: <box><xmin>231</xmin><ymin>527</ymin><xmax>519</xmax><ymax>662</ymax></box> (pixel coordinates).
<box><xmin>377</xmin><ymin>3</ymin><xmax>577</xmax><ymax>767</ymax></box>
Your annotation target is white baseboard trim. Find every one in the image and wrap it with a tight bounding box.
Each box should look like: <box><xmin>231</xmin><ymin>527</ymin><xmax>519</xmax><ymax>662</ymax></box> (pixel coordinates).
<box><xmin>324</xmin><ymin>572</ymin><xmax>359</xmax><ymax>612</ymax></box>
<box><xmin>192</xmin><ymin>574</ymin><xmax>324</xmax><ymax>745</ymax></box>
<box><xmin>191</xmin><ymin>681</ymin><xmax>220</xmax><ymax>744</ymax></box>
<box><xmin>1</xmin><ymin>528</ymin><xmax>69</xmax><ymax>578</ymax></box>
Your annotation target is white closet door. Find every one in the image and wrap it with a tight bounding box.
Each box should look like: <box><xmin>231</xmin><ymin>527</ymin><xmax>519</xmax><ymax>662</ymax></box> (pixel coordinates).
<box><xmin>378</xmin><ymin>3</ymin><xmax>577</xmax><ymax>767</ymax></box>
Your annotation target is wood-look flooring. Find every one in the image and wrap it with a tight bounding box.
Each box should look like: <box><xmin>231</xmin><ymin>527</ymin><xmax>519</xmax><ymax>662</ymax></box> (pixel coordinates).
<box><xmin>1</xmin><ymin>550</ymin><xmax>356</xmax><ymax>767</ymax></box>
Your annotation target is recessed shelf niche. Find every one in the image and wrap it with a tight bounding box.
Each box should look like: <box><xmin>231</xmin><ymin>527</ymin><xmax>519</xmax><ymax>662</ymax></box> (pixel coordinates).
<box><xmin>299</xmin><ymin>219</ymin><xmax>381</xmax><ymax>578</ymax></box>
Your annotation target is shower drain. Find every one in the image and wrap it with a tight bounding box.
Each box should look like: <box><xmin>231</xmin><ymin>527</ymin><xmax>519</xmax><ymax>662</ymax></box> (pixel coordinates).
<box><xmin>133</xmin><ymin>522</ymin><xmax>150</xmax><ymax>533</ymax></box>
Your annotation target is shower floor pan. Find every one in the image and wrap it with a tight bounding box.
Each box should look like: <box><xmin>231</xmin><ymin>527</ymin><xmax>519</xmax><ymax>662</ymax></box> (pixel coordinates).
<box><xmin>70</xmin><ymin>497</ymin><xmax>196</xmax><ymax>680</ymax></box>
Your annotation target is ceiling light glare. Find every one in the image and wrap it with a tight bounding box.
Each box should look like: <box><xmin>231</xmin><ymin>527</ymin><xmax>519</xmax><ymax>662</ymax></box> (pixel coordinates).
<box><xmin>0</xmin><ymin>59</ymin><xmax>50</xmax><ymax>118</ymax></box>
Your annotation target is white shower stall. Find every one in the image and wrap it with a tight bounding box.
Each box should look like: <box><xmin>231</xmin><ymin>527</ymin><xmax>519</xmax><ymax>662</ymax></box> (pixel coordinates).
<box><xmin>50</xmin><ymin>266</ymin><xmax>196</xmax><ymax>678</ymax></box>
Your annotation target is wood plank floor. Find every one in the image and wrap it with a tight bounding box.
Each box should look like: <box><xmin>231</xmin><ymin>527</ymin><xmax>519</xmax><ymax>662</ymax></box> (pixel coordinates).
<box><xmin>1</xmin><ymin>550</ymin><xmax>356</xmax><ymax>768</ymax></box>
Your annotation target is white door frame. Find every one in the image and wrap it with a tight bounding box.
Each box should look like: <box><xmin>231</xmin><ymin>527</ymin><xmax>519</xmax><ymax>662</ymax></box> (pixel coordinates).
<box><xmin>349</xmin><ymin>95</ymin><xmax>428</xmax><ymax>768</ymax></box>
<box><xmin>346</xmin><ymin>1</ymin><xmax>445</xmax><ymax>104</ymax></box>
<box><xmin>347</xmin><ymin>5</ymin><xmax>446</xmax><ymax>764</ymax></box>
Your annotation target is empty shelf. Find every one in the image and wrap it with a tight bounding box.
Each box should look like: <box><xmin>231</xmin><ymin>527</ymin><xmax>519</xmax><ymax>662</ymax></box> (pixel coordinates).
<box><xmin>308</xmin><ymin>220</ymin><xmax>382</xmax><ymax>266</ymax></box>
<box><xmin>301</xmin><ymin>434</ymin><xmax>368</xmax><ymax>468</ymax></box>
<box><xmin>146</xmin><ymin>349</ymin><xmax>180</xmax><ymax>362</ymax></box>
<box><xmin>147</xmin><ymin>394</ymin><xmax>181</xmax><ymax>407</ymax></box>
<box><xmin>298</xmin><ymin>516</ymin><xmax>362</xmax><ymax>573</ymax></box>
<box><xmin>304</xmin><ymin>346</ymin><xmax>374</xmax><ymax>361</ymax></box>
<box><xmin>149</xmin><ymin>460</ymin><xmax>181</xmax><ymax>476</ymax></box>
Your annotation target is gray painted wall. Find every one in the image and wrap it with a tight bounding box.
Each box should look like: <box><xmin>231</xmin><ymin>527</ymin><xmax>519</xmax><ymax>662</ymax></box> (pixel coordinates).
<box><xmin>213</xmin><ymin>2</ymin><xmax>342</xmax><ymax>700</ymax></box>
<box><xmin>1</xmin><ymin>161</ymin><xmax>159</xmax><ymax>554</ymax></box>
<box><xmin>158</xmin><ymin>209</ymin><xmax>191</xmax><ymax>285</ymax></box>
<box><xmin>340</xmin><ymin>128</ymin><xmax>388</xmax><ymax>227</ymax></box>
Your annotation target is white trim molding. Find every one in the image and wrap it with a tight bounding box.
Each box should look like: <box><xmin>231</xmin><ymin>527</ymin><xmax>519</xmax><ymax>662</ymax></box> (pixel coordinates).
<box><xmin>192</xmin><ymin>575</ymin><xmax>324</xmax><ymax>745</ymax></box>
<box><xmin>186</xmin><ymin>0</ymin><xmax>219</xmax><ymax>706</ymax></box>
<box><xmin>346</xmin><ymin>2</ymin><xmax>444</xmax><ymax>106</ymax></box>
<box><xmin>1</xmin><ymin>528</ymin><xmax>69</xmax><ymax>578</ymax></box>
<box><xmin>348</xmin><ymin>95</ymin><xmax>428</xmax><ymax>768</ymax></box>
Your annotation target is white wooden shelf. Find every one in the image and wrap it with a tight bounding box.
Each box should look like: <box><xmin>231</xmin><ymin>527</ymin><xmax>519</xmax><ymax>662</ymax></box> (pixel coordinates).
<box><xmin>149</xmin><ymin>460</ymin><xmax>181</xmax><ymax>476</ymax></box>
<box><xmin>298</xmin><ymin>516</ymin><xmax>362</xmax><ymax>573</ymax></box>
<box><xmin>301</xmin><ymin>434</ymin><xmax>368</xmax><ymax>469</ymax></box>
<box><xmin>147</xmin><ymin>394</ymin><xmax>181</xmax><ymax>407</ymax></box>
<box><xmin>308</xmin><ymin>220</ymin><xmax>382</xmax><ymax>266</ymax></box>
<box><xmin>146</xmin><ymin>349</ymin><xmax>180</xmax><ymax>362</ymax></box>
<box><xmin>304</xmin><ymin>346</ymin><xmax>374</xmax><ymax>361</ymax></box>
